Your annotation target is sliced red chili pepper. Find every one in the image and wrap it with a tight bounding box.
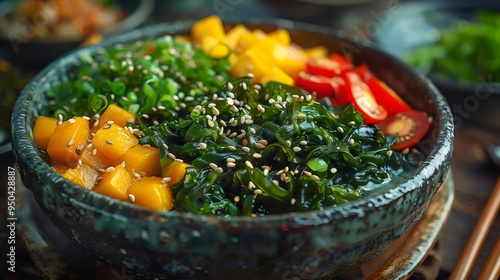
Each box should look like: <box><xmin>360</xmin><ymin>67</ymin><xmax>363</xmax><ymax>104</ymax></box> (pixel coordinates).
<box><xmin>295</xmin><ymin>71</ymin><xmax>343</xmax><ymax>99</ymax></box>
<box><xmin>339</xmin><ymin>71</ymin><xmax>388</xmax><ymax>124</ymax></box>
<box><xmin>377</xmin><ymin>110</ymin><xmax>430</xmax><ymax>151</ymax></box>
<box><xmin>330</xmin><ymin>53</ymin><xmax>351</xmax><ymax>70</ymax></box>
<box><xmin>367</xmin><ymin>77</ymin><xmax>411</xmax><ymax>115</ymax></box>
<box><xmin>353</xmin><ymin>63</ymin><xmax>371</xmax><ymax>81</ymax></box>
<box><xmin>305</xmin><ymin>53</ymin><xmax>351</xmax><ymax>78</ymax></box>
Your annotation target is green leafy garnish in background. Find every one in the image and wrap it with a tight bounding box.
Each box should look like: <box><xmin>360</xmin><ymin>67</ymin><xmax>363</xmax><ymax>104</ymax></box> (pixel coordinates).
<box><xmin>405</xmin><ymin>10</ymin><xmax>500</xmax><ymax>84</ymax></box>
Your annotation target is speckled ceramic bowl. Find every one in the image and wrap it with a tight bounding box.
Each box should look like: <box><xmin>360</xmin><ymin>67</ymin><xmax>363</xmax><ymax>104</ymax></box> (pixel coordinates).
<box><xmin>11</xmin><ymin>19</ymin><xmax>454</xmax><ymax>279</ymax></box>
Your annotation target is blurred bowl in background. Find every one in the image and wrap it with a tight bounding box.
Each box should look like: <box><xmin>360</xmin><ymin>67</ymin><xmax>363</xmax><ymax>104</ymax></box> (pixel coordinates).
<box><xmin>0</xmin><ymin>0</ymin><xmax>155</xmax><ymax>71</ymax></box>
<box><xmin>373</xmin><ymin>1</ymin><xmax>500</xmax><ymax>130</ymax></box>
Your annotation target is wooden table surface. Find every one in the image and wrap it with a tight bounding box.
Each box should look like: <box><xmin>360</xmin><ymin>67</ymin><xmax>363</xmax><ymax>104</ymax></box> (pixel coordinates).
<box><xmin>439</xmin><ymin>118</ymin><xmax>500</xmax><ymax>279</ymax></box>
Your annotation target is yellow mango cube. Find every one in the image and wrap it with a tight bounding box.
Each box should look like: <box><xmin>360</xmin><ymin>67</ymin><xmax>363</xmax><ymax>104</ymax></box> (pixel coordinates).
<box><xmin>92</xmin><ymin>103</ymin><xmax>135</xmax><ymax>133</ymax></box>
<box><xmin>92</xmin><ymin>124</ymin><xmax>139</xmax><ymax>163</ymax></box>
<box><xmin>127</xmin><ymin>177</ymin><xmax>174</xmax><ymax>211</ymax></box>
<box><xmin>224</xmin><ymin>24</ymin><xmax>251</xmax><ymax>50</ymax></box>
<box><xmin>62</xmin><ymin>164</ymin><xmax>99</xmax><ymax>190</ymax></box>
<box><xmin>47</xmin><ymin>117</ymin><xmax>90</xmax><ymax>168</ymax></box>
<box><xmin>261</xmin><ymin>67</ymin><xmax>294</xmax><ymax>86</ymax></box>
<box><xmin>93</xmin><ymin>164</ymin><xmax>132</xmax><ymax>201</ymax></box>
<box><xmin>118</xmin><ymin>145</ymin><xmax>161</xmax><ymax>177</ymax></box>
<box><xmin>33</xmin><ymin>116</ymin><xmax>58</xmax><ymax>150</ymax></box>
<box><xmin>191</xmin><ymin>15</ymin><xmax>226</xmax><ymax>42</ymax></box>
<box><xmin>268</xmin><ymin>29</ymin><xmax>291</xmax><ymax>46</ymax></box>
<box><xmin>304</xmin><ymin>45</ymin><xmax>329</xmax><ymax>59</ymax></box>
<box><xmin>161</xmin><ymin>160</ymin><xmax>192</xmax><ymax>185</ymax></box>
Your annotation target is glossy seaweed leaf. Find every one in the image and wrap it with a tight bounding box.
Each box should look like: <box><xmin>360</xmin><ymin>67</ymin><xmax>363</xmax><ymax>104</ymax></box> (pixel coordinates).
<box><xmin>150</xmin><ymin>79</ymin><xmax>417</xmax><ymax>216</ymax></box>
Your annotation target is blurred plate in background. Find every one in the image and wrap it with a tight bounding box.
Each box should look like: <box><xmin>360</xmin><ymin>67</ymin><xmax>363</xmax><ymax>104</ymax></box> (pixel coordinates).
<box><xmin>373</xmin><ymin>0</ymin><xmax>500</xmax><ymax>130</ymax></box>
<box><xmin>0</xmin><ymin>0</ymin><xmax>154</xmax><ymax>71</ymax></box>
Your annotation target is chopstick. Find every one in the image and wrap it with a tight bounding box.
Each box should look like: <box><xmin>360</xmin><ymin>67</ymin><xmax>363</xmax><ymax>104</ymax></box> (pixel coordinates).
<box><xmin>449</xmin><ymin>176</ymin><xmax>500</xmax><ymax>280</ymax></box>
<box><xmin>478</xmin><ymin>236</ymin><xmax>500</xmax><ymax>280</ymax></box>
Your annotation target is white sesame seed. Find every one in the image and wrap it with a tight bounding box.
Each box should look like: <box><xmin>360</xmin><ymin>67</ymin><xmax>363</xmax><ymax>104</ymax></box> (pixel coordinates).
<box><xmin>255</xmin><ymin>143</ymin><xmax>266</xmax><ymax>149</ymax></box>
<box><xmin>212</xmin><ymin>107</ymin><xmax>220</xmax><ymax>116</ymax></box>
<box><xmin>68</xmin><ymin>118</ymin><xmax>76</xmax><ymax>124</ymax></box>
<box><xmin>330</xmin><ymin>168</ymin><xmax>337</xmax><ymax>174</ymax></box>
<box><xmin>254</xmin><ymin>189</ymin><xmax>263</xmax><ymax>195</ymax></box>
<box><xmin>299</xmin><ymin>141</ymin><xmax>308</xmax><ymax>146</ymax></box>
<box><xmin>337</xmin><ymin>127</ymin><xmax>344</xmax><ymax>134</ymax></box>
<box><xmin>386</xmin><ymin>150</ymin><xmax>393</xmax><ymax>156</ymax></box>
<box><xmin>229</xmin><ymin>132</ymin><xmax>238</xmax><ymax>138</ymax></box>
<box><xmin>106</xmin><ymin>167</ymin><xmax>115</xmax><ymax>173</ymax></box>
<box><xmin>66</xmin><ymin>139</ymin><xmax>74</xmax><ymax>147</ymax></box>
<box><xmin>281</xmin><ymin>173</ymin><xmax>288</xmax><ymax>182</ymax></box>
<box><xmin>348</xmin><ymin>121</ymin><xmax>356</xmax><ymax>126</ymax></box>
<box><xmin>155</xmin><ymin>176</ymin><xmax>169</xmax><ymax>184</ymax></box>
<box><xmin>214</xmin><ymin>167</ymin><xmax>224</xmax><ymax>174</ymax></box>
<box><xmin>168</xmin><ymin>153</ymin><xmax>176</xmax><ymax>159</ymax></box>
<box><xmin>258</xmin><ymin>139</ymin><xmax>268</xmax><ymax>146</ymax></box>
<box><xmin>293</xmin><ymin>147</ymin><xmax>302</xmax><ymax>152</ymax></box>
<box><xmin>128</xmin><ymin>194</ymin><xmax>136</xmax><ymax>203</ymax></box>
<box><xmin>348</xmin><ymin>139</ymin><xmax>355</xmax><ymax>145</ymax></box>
<box><xmin>209</xmin><ymin>163</ymin><xmax>218</xmax><ymax>169</ymax></box>
<box><xmin>272</xmin><ymin>180</ymin><xmax>279</xmax><ymax>186</ymax></box>
<box><xmin>245</xmin><ymin>161</ymin><xmax>254</xmax><ymax>169</ymax></box>
<box><xmin>274</xmin><ymin>103</ymin><xmax>283</xmax><ymax>110</ymax></box>
<box><xmin>199</xmin><ymin>143</ymin><xmax>207</xmax><ymax>149</ymax></box>
<box><xmin>286</xmin><ymin>140</ymin><xmax>291</xmax><ymax>147</ymax></box>
<box><xmin>291</xmin><ymin>198</ymin><xmax>296</xmax><ymax>205</ymax></box>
